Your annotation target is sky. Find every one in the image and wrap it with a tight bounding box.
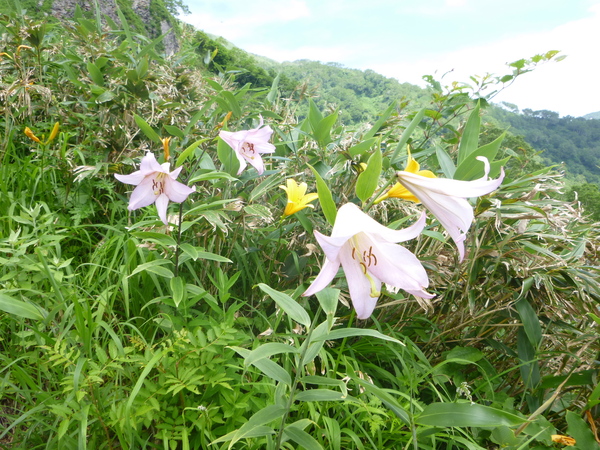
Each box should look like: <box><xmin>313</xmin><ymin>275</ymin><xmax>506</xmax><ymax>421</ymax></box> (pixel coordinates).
<box><xmin>181</xmin><ymin>0</ymin><xmax>600</xmax><ymax>117</ymax></box>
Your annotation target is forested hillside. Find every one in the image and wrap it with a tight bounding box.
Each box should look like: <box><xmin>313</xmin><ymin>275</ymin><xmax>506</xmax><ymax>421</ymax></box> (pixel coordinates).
<box><xmin>490</xmin><ymin>105</ymin><xmax>600</xmax><ymax>184</ymax></box>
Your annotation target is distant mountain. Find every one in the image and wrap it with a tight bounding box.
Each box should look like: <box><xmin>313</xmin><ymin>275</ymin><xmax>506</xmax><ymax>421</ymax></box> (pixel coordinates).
<box><xmin>488</xmin><ymin>107</ymin><xmax>600</xmax><ymax>184</ymax></box>
<box><xmin>583</xmin><ymin>111</ymin><xmax>600</xmax><ymax>120</ymax></box>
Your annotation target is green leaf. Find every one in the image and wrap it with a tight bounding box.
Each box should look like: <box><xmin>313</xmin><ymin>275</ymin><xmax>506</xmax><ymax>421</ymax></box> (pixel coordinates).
<box><xmin>348</xmin><ymin>138</ymin><xmax>377</xmax><ymax>158</ymax></box>
<box><xmin>308</xmin><ymin>164</ymin><xmax>337</xmax><ymax>226</ymax></box>
<box><xmin>284</xmin><ymin>424</ymin><xmax>323</xmax><ymax>450</ymax></box>
<box><xmin>129</xmin><ymin>259</ymin><xmax>173</xmax><ymax>278</ymax></box>
<box><xmin>314</xmin><ymin>111</ymin><xmax>339</xmax><ymax>148</ymax></box>
<box><xmin>175</xmin><ymin>138</ymin><xmax>210</xmax><ymax>167</ymax></box>
<box><xmin>307</xmin><ymin>99</ymin><xmax>324</xmax><ymax>133</ymax></box>
<box><xmin>86</xmin><ymin>62</ymin><xmax>104</xmax><ymax>86</ymax></box>
<box><xmin>295</xmin><ymin>389</ymin><xmax>347</xmax><ymax>402</ymax></box>
<box><xmin>232</xmin><ymin>347</ymin><xmax>291</xmax><ymax>386</ymax></box>
<box><xmin>436</xmin><ymin>145</ymin><xmax>456</xmax><ymax>178</ymax></box>
<box><xmin>95</xmin><ymin>89</ymin><xmax>115</xmax><ymax>103</ymax></box>
<box><xmin>586</xmin><ymin>380</ymin><xmax>600</xmax><ymax>409</ymax></box>
<box><xmin>210</xmin><ymin>404</ymin><xmax>283</xmax><ymax>446</ymax></box>
<box><xmin>566</xmin><ymin>410</ymin><xmax>600</xmax><ymax>450</ymax></box>
<box><xmin>315</xmin><ymin>288</ymin><xmax>339</xmax><ymax>317</ymax></box>
<box><xmin>457</xmin><ymin>101</ymin><xmax>481</xmax><ymax>165</ymax></box>
<box><xmin>0</xmin><ymin>293</ymin><xmax>47</xmax><ymax>320</ymax></box>
<box><xmin>515</xmin><ymin>299</ymin><xmax>542</xmax><ymax>347</ymax></box>
<box><xmin>220</xmin><ymin>91</ymin><xmax>242</xmax><ymax>119</ymax></box>
<box><xmin>170</xmin><ymin>276</ymin><xmax>185</xmax><ymax>308</ymax></box>
<box><xmin>163</xmin><ymin>124</ymin><xmax>184</xmax><ymax>139</ymax></box>
<box><xmin>125</xmin><ymin>349</ymin><xmax>163</xmax><ymax>425</ymax></box>
<box><xmin>313</xmin><ymin>328</ymin><xmax>403</xmax><ymax>345</ymax></box>
<box><xmin>390</xmin><ymin>108</ymin><xmax>425</xmax><ymax>165</ymax></box>
<box><xmin>417</xmin><ymin>402</ymin><xmax>526</xmax><ymax>427</ymax></box>
<box><xmin>256</xmin><ymin>283</ymin><xmax>311</xmax><ymax>328</ymax></box>
<box><xmin>130</xmin><ymin>231</ymin><xmax>177</xmax><ymax>247</ymax></box>
<box><xmin>454</xmin><ymin>132</ymin><xmax>505</xmax><ymax>180</ymax></box>
<box><xmin>517</xmin><ymin>328</ymin><xmax>540</xmax><ymax>389</ymax></box>
<box><xmin>446</xmin><ymin>346</ymin><xmax>484</xmax><ymax>363</ymax></box>
<box><xmin>266</xmin><ymin>72</ymin><xmax>280</xmax><ymax>104</ymax></box>
<box><xmin>353</xmin><ymin>379</ymin><xmax>410</xmax><ymax>425</ymax></box>
<box><xmin>134</xmin><ymin>114</ymin><xmax>161</xmax><ymax>144</ymax></box>
<box><xmin>355</xmin><ymin>148</ymin><xmax>382</xmax><ymax>203</ymax></box>
<box><xmin>196</xmin><ymin>251</ymin><xmax>232</xmax><ymax>263</ymax></box>
<box><xmin>363</xmin><ymin>101</ymin><xmax>396</xmax><ymax>140</ymax></box>
<box><xmin>244</xmin><ymin>343</ymin><xmax>299</xmax><ymax>366</ymax></box>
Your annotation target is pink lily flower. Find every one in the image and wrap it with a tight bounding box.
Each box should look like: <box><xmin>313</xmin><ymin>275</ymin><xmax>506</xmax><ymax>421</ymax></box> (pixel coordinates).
<box><xmin>114</xmin><ymin>152</ymin><xmax>196</xmax><ymax>225</ymax></box>
<box><xmin>394</xmin><ymin>156</ymin><xmax>504</xmax><ymax>261</ymax></box>
<box><xmin>219</xmin><ymin>115</ymin><xmax>276</xmax><ymax>175</ymax></box>
<box><xmin>303</xmin><ymin>203</ymin><xmax>433</xmax><ymax>319</ymax></box>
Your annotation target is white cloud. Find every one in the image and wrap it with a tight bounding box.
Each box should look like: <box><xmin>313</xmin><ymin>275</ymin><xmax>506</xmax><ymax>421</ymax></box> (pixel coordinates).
<box><xmin>369</xmin><ymin>3</ymin><xmax>600</xmax><ymax>116</ymax></box>
<box><xmin>183</xmin><ymin>0</ymin><xmax>310</xmax><ymax>41</ymax></box>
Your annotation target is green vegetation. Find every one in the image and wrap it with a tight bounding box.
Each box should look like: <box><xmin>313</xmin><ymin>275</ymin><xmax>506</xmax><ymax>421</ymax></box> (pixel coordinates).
<box><xmin>1</xmin><ymin>1</ymin><xmax>599</xmax><ymax>449</ymax></box>
<box><xmin>490</xmin><ymin>105</ymin><xmax>600</xmax><ymax>184</ymax></box>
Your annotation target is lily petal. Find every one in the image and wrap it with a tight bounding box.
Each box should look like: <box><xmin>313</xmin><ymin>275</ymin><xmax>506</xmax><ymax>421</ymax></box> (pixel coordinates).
<box><xmin>164</xmin><ymin>177</ymin><xmax>196</xmax><ymax>203</ymax></box>
<box><xmin>338</xmin><ymin>243</ymin><xmax>381</xmax><ymax>319</ymax></box>
<box><xmin>303</xmin><ymin>257</ymin><xmax>341</xmax><ymax>297</ymax></box>
<box><xmin>332</xmin><ymin>203</ymin><xmax>427</xmax><ymax>243</ymax></box>
<box><xmin>155</xmin><ymin>193</ymin><xmax>170</xmax><ymax>225</ymax></box>
<box><xmin>128</xmin><ymin>176</ymin><xmax>160</xmax><ymax>210</ymax></box>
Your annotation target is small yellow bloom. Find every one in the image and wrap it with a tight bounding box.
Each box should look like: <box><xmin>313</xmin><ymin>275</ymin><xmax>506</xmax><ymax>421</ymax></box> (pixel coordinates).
<box><xmin>24</xmin><ymin>127</ymin><xmax>41</xmax><ymax>143</ymax></box>
<box><xmin>161</xmin><ymin>136</ymin><xmax>171</xmax><ymax>160</ymax></box>
<box><xmin>551</xmin><ymin>434</ymin><xmax>576</xmax><ymax>446</ymax></box>
<box><xmin>375</xmin><ymin>148</ymin><xmax>436</xmax><ymax>204</ymax></box>
<box><xmin>47</xmin><ymin>122</ymin><xmax>60</xmax><ymax>143</ymax></box>
<box><xmin>280</xmin><ymin>179</ymin><xmax>318</xmax><ymax>217</ymax></box>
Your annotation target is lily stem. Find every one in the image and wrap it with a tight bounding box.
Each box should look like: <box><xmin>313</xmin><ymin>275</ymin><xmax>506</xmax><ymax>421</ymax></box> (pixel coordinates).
<box><xmin>364</xmin><ymin>175</ymin><xmax>397</xmax><ymax>212</ymax></box>
<box><xmin>274</xmin><ymin>305</ymin><xmax>322</xmax><ymax>449</ymax></box>
<box><xmin>174</xmin><ymin>202</ymin><xmax>184</xmax><ymax>278</ymax></box>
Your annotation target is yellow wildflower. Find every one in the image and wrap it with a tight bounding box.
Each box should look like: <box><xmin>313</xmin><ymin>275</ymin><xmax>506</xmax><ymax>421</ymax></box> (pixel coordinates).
<box><xmin>280</xmin><ymin>179</ymin><xmax>318</xmax><ymax>217</ymax></box>
<box><xmin>374</xmin><ymin>148</ymin><xmax>436</xmax><ymax>204</ymax></box>
<box><xmin>48</xmin><ymin>122</ymin><xmax>60</xmax><ymax>143</ymax></box>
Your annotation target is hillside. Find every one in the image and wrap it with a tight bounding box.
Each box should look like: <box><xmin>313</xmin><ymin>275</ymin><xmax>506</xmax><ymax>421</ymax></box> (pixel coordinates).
<box><xmin>21</xmin><ymin>0</ymin><xmax>600</xmax><ymax>186</ymax></box>
<box><xmin>489</xmin><ymin>105</ymin><xmax>600</xmax><ymax>184</ymax></box>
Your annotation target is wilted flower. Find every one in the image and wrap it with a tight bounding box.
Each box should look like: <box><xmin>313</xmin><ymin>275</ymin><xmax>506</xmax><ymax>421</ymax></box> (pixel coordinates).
<box><xmin>219</xmin><ymin>115</ymin><xmax>275</xmax><ymax>175</ymax></box>
<box><xmin>303</xmin><ymin>203</ymin><xmax>433</xmax><ymax>319</ymax></box>
<box><xmin>280</xmin><ymin>179</ymin><xmax>318</xmax><ymax>217</ymax></box>
<box><xmin>161</xmin><ymin>136</ymin><xmax>171</xmax><ymax>160</ymax></box>
<box><xmin>551</xmin><ymin>435</ymin><xmax>576</xmax><ymax>446</ymax></box>
<box><xmin>377</xmin><ymin>152</ymin><xmax>504</xmax><ymax>261</ymax></box>
<box><xmin>24</xmin><ymin>127</ymin><xmax>41</xmax><ymax>143</ymax></box>
<box><xmin>114</xmin><ymin>152</ymin><xmax>195</xmax><ymax>225</ymax></box>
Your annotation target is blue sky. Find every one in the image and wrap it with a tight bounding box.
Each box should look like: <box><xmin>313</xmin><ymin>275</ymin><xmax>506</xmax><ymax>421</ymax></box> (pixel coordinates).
<box><xmin>182</xmin><ymin>0</ymin><xmax>600</xmax><ymax>117</ymax></box>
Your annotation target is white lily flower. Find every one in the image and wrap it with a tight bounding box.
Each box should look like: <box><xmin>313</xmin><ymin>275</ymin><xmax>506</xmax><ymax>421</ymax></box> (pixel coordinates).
<box><xmin>303</xmin><ymin>203</ymin><xmax>433</xmax><ymax>319</ymax></box>
<box><xmin>219</xmin><ymin>115</ymin><xmax>275</xmax><ymax>175</ymax></box>
<box><xmin>115</xmin><ymin>152</ymin><xmax>196</xmax><ymax>225</ymax></box>
<box><xmin>378</xmin><ymin>154</ymin><xmax>504</xmax><ymax>261</ymax></box>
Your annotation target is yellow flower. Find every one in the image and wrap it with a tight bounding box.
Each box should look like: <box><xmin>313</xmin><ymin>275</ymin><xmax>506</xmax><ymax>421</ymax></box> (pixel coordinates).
<box><xmin>551</xmin><ymin>435</ymin><xmax>576</xmax><ymax>446</ymax></box>
<box><xmin>161</xmin><ymin>136</ymin><xmax>171</xmax><ymax>160</ymax></box>
<box><xmin>375</xmin><ymin>149</ymin><xmax>436</xmax><ymax>203</ymax></box>
<box><xmin>280</xmin><ymin>179</ymin><xmax>318</xmax><ymax>217</ymax></box>
<box><xmin>24</xmin><ymin>127</ymin><xmax>41</xmax><ymax>143</ymax></box>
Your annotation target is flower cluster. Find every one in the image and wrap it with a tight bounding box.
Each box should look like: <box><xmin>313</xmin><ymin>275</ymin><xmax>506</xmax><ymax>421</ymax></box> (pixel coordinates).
<box><xmin>115</xmin><ymin>116</ymin><xmax>276</xmax><ymax>224</ymax></box>
<box><xmin>114</xmin><ymin>114</ymin><xmax>504</xmax><ymax>321</ymax></box>
<box><xmin>304</xmin><ymin>154</ymin><xmax>504</xmax><ymax>319</ymax></box>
